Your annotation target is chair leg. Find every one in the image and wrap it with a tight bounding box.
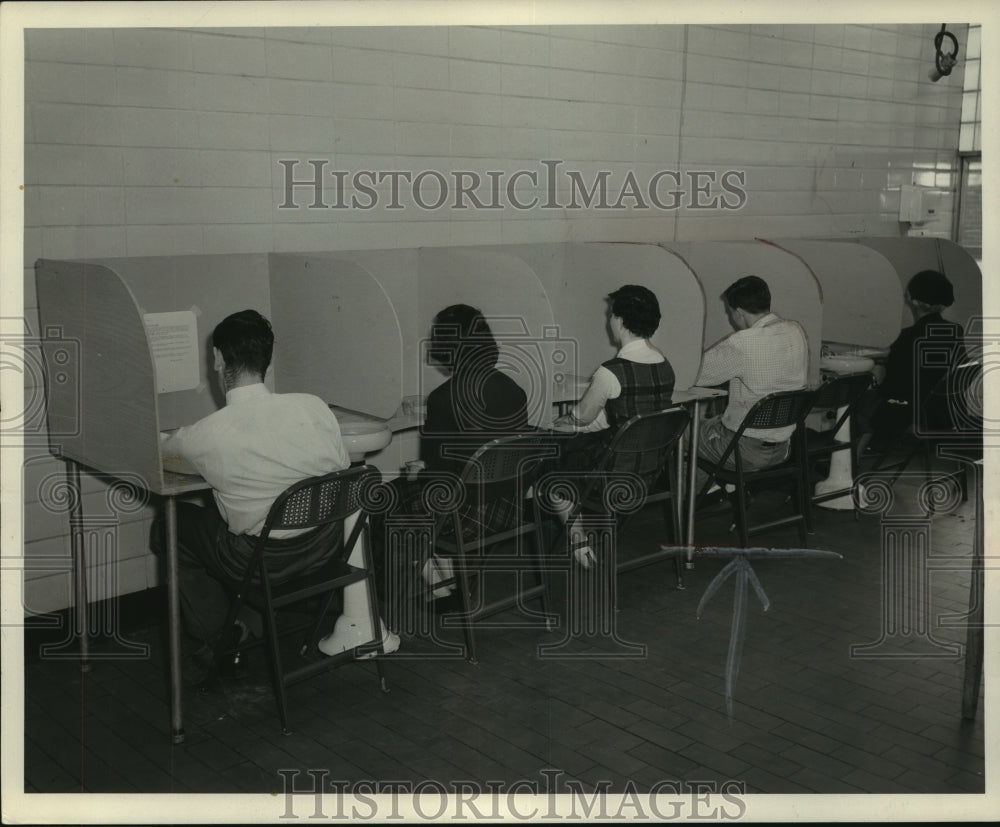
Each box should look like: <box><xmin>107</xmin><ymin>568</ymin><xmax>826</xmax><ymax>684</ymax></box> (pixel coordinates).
<box><xmin>212</xmin><ymin>595</ymin><xmax>244</xmax><ymax>664</ymax></box>
<box><xmin>360</xmin><ymin>568</ymin><xmax>390</xmax><ymax>694</ymax></box>
<box><xmin>302</xmin><ymin>589</ymin><xmax>339</xmax><ymax>657</ymax></box>
<box><xmin>733</xmin><ymin>484</ymin><xmax>750</xmax><ymax>548</ymax></box>
<box><xmin>881</xmin><ymin>443</ymin><xmax>917</xmax><ymax>488</ymax></box>
<box><xmin>794</xmin><ymin>477</ymin><xmax>808</xmax><ymax>547</ymax></box>
<box><xmin>800</xmin><ymin>466</ymin><xmax>814</xmax><ymax>536</ymax></box>
<box><xmin>921</xmin><ymin>442</ymin><xmax>937</xmax><ymax>513</ymax></box>
<box><xmin>374</xmin><ymin>656</ymin><xmax>389</xmax><ymax>693</ymax></box>
<box><xmin>799</xmin><ymin>451</ymin><xmax>814</xmax><ymax>538</ymax></box>
<box><xmin>454</xmin><ymin>553</ymin><xmax>478</xmax><ymax>664</ymax></box>
<box><xmin>801</xmin><ymin>479</ymin><xmax>814</xmax><ymax>534</ymax></box>
<box><xmin>660</xmin><ymin>496</ymin><xmax>684</xmax><ymax>589</ymax></box>
<box><xmin>849</xmin><ymin>439</ymin><xmax>861</xmax><ymax>522</ymax></box>
<box><xmin>530</xmin><ymin>525</ymin><xmax>555</xmax><ymax>628</ymax></box>
<box><xmin>260</xmin><ymin>610</ymin><xmax>291</xmax><ymax>734</ymax></box>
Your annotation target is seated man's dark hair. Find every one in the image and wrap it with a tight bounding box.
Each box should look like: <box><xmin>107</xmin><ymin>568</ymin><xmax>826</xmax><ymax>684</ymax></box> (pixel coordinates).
<box><xmin>608</xmin><ymin>284</ymin><xmax>661</xmax><ymax>338</ymax></box>
<box><xmin>723</xmin><ymin>276</ymin><xmax>771</xmax><ymax>314</ymax></box>
<box><xmin>212</xmin><ymin>309</ymin><xmax>274</xmax><ymax>379</ymax></box>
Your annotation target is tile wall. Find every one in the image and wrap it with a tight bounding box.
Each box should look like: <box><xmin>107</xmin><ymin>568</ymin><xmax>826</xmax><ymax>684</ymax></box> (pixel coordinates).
<box><xmin>19</xmin><ymin>23</ymin><xmax>967</xmax><ymax>612</ymax></box>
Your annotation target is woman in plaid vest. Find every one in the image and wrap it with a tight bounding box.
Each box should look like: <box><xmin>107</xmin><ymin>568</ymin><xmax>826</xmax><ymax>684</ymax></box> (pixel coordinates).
<box><xmin>549</xmin><ymin>285</ymin><xmax>675</xmax><ymax>566</ymax></box>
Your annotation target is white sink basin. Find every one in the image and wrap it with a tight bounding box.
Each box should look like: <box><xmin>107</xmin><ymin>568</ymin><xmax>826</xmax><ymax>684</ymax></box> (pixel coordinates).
<box><xmin>820</xmin><ymin>354</ymin><xmax>875</xmax><ymax>375</ymax></box>
<box><xmin>339</xmin><ymin>419</ymin><xmax>392</xmax><ymax>460</ymax></box>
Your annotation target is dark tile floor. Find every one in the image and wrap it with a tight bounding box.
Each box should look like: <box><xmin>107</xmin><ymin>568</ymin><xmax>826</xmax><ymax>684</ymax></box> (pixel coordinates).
<box><xmin>22</xmin><ymin>465</ymin><xmax>986</xmax><ymax>805</ymax></box>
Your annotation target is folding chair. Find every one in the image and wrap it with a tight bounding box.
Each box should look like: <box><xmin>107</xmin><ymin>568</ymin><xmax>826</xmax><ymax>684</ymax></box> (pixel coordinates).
<box><xmin>215</xmin><ymin>464</ymin><xmax>388</xmax><ymax>733</ymax></box>
<box><xmin>805</xmin><ymin>371</ymin><xmax>873</xmax><ymax>513</ymax></box>
<box><xmin>696</xmin><ymin>388</ymin><xmax>817</xmax><ymax>547</ymax></box>
<box><xmin>545</xmin><ymin>406</ymin><xmax>691</xmax><ymax>584</ymax></box>
<box><xmin>404</xmin><ymin>432</ymin><xmax>558</xmax><ymax>664</ymax></box>
<box><xmin>872</xmin><ymin>360</ymin><xmax>983</xmax><ymax>501</ymax></box>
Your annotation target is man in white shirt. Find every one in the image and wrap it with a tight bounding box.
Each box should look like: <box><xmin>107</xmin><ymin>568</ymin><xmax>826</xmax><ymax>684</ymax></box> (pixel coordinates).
<box><xmin>695</xmin><ymin>276</ymin><xmax>809</xmax><ymax>490</ymax></box>
<box><xmin>157</xmin><ymin>310</ymin><xmax>350</xmax><ymax>682</ymax></box>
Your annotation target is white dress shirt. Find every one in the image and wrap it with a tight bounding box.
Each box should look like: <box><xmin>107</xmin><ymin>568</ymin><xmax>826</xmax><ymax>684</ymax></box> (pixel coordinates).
<box><xmin>160</xmin><ymin>383</ymin><xmax>350</xmax><ymax>537</ymax></box>
<box><xmin>696</xmin><ymin>313</ymin><xmax>809</xmax><ymax>441</ymax></box>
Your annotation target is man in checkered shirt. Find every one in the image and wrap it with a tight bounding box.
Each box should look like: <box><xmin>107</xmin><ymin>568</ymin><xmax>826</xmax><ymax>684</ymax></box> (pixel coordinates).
<box><xmin>695</xmin><ymin>275</ymin><xmax>809</xmax><ymax>486</ymax></box>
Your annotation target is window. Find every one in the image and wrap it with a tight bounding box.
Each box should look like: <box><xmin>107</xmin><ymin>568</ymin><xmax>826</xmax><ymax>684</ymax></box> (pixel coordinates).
<box><xmin>958</xmin><ymin>24</ymin><xmax>981</xmax><ymax>153</ymax></box>
<box><xmin>956</xmin><ymin>157</ymin><xmax>981</xmax><ymax>260</ymax></box>
<box><xmin>955</xmin><ymin>24</ymin><xmax>981</xmax><ymax>260</ymax></box>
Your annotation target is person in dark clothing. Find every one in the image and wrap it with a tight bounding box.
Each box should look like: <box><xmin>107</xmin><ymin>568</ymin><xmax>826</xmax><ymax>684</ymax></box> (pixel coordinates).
<box><xmin>858</xmin><ymin>269</ymin><xmax>966</xmax><ymax>451</ymax></box>
<box><xmin>376</xmin><ymin>304</ymin><xmax>531</xmax><ymax>607</ymax></box>
<box><xmin>418</xmin><ymin>304</ymin><xmax>529</xmax><ymax>479</ymax></box>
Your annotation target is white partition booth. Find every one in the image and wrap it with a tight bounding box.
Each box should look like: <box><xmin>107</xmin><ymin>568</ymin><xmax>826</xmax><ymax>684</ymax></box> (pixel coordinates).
<box><xmin>661</xmin><ymin>240</ymin><xmax>824</xmax><ymax>386</ymax></box>
<box><xmin>841</xmin><ymin>237</ymin><xmax>982</xmax><ymax>340</ymax></box>
<box><xmin>267</xmin><ymin>249</ymin><xmax>416</xmax><ymax>469</ymax></box>
<box><xmin>414</xmin><ymin>246</ymin><xmax>559</xmax><ymax>429</ymax></box>
<box><xmin>36</xmin><ymin>254</ymin><xmax>274</xmax><ymax>492</ymax></box>
<box><xmin>269</xmin><ymin>242</ymin><xmax>708</xmax><ymax>466</ymax></box>
<box><xmin>31</xmin><ymin>242</ymin><xmax>713</xmax><ymax>618</ymax></box>
<box><xmin>761</xmin><ymin>239</ymin><xmax>903</xmax><ymax>351</ymax></box>
<box><xmin>503</xmin><ymin>242</ymin><xmax>706</xmax><ymax>392</ymax></box>
<box><xmin>35</xmin><ymin>254</ymin><xmax>275</xmax><ymax>743</ymax></box>
<box><xmin>269</xmin><ymin>246</ymin><xmax>559</xmax><ymax>470</ymax></box>
<box><xmin>267</xmin><ymin>251</ymin><xmax>409</xmax><ymax>420</ymax></box>
<box><xmin>33</xmin><ymin>241</ymin><xmax>705</xmax><ymax>515</ymax></box>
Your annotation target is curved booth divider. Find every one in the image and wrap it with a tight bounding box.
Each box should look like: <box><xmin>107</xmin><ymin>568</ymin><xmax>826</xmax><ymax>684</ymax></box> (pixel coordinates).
<box><xmin>36</xmin><ymin>259</ymin><xmax>163</xmax><ymax>493</ymax></box>
<box><xmin>416</xmin><ymin>246</ymin><xmax>557</xmax><ymax>428</ymax></box>
<box><xmin>507</xmin><ymin>242</ymin><xmax>706</xmax><ymax>393</ymax></box>
<box><xmin>87</xmin><ymin>253</ymin><xmax>273</xmax><ymax>428</ymax></box>
<box><xmin>760</xmin><ymin>239</ymin><xmax>903</xmax><ymax>349</ymax></box>
<box><xmin>846</xmin><ymin>238</ymin><xmax>981</xmax><ymax>336</ymax></box>
<box><xmin>40</xmin><ymin>237</ymin><xmax>974</xmax><ymax>610</ymax></box>
<box><xmin>661</xmin><ymin>241</ymin><xmax>824</xmax><ymax>385</ymax></box>
<box><xmin>268</xmin><ymin>251</ymin><xmax>409</xmax><ymax>421</ymax></box>
<box><xmin>35</xmin><ymin>254</ymin><xmax>273</xmax><ymax>492</ymax></box>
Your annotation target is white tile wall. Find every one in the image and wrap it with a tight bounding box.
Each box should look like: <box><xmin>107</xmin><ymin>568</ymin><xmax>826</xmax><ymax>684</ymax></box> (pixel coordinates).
<box><xmin>20</xmin><ymin>22</ymin><xmax>968</xmax><ymax>613</ymax></box>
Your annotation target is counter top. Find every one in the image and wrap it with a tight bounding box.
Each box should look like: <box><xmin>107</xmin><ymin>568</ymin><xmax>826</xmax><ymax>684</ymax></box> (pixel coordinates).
<box><xmin>821</xmin><ymin>340</ymin><xmax>890</xmax><ymax>359</ymax></box>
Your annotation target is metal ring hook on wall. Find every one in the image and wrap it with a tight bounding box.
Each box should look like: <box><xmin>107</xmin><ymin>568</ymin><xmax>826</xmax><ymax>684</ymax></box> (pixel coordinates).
<box><xmin>934</xmin><ymin>24</ymin><xmax>960</xmax><ymax>78</ymax></box>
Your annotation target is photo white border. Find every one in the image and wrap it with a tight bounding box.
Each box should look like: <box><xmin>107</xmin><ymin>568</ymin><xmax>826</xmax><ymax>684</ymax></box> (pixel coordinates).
<box><xmin>1</xmin><ymin>1</ymin><xmax>996</xmax><ymax>822</ymax></box>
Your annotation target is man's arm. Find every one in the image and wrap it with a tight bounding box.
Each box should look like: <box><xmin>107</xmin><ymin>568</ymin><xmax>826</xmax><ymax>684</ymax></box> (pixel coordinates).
<box><xmin>159</xmin><ymin>428</ymin><xmax>201</xmax><ymax>476</ymax></box>
<box><xmin>695</xmin><ymin>337</ymin><xmax>743</xmax><ymax>387</ymax></box>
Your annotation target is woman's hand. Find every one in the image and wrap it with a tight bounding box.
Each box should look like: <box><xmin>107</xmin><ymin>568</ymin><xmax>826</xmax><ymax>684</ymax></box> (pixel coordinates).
<box><xmin>550</xmin><ymin>413</ymin><xmax>579</xmax><ymax>432</ymax></box>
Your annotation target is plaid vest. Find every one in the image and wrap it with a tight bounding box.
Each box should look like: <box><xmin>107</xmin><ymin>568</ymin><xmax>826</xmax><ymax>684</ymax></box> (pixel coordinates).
<box><xmin>602</xmin><ymin>357</ymin><xmax>675</xmax><ymax>431</ymax></box>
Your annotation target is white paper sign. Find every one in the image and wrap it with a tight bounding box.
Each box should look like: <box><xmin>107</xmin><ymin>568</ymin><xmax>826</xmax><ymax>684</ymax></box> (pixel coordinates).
<box><xmin>144</xmin><ymin>310</ymin><xmax>200</xmax><ymax>394</ymax></box>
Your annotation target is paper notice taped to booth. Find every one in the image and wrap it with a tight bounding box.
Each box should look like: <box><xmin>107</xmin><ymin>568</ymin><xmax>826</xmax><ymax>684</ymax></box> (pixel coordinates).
<box><xmin>144</xmin><ymin>310</ymin><xmax>200</xmax><ymax>394</ymax></box>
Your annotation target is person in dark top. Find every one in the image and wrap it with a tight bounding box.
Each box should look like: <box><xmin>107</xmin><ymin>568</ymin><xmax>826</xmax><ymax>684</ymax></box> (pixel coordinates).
<box><xmin>418</xmin><ymin>304</ymin><xmax>529</xmax><ymax>479</ymax></box>
<box><xmin>549</xmin><ymin>284</ymin><xmax>675</xmax><ymax>565</ymax></box>
<box><xmin>859</xmin><ymin>269</ymin><xmax>966</xmax><ymax>451</ymax></box>
<box><xmin>377</xmin><ymin>304</ymin><xmax>531</xmax><ymax>606</ymax></box>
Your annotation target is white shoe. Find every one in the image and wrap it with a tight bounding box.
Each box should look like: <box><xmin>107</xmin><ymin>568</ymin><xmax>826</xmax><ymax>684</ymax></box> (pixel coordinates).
<box><xmin>381</xmin><ymin>630</ymin><xmax>400</xmax><ymax>655</ymax></box>
<box><xmin>574</xmin><ymin>545</ymin><xmax>597</xmax><ymax>568</ymax></box>
<box><xmin>422</xmin><ymin>556</ymin><xmax>455</xmax><ymax>598</ymax></box>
